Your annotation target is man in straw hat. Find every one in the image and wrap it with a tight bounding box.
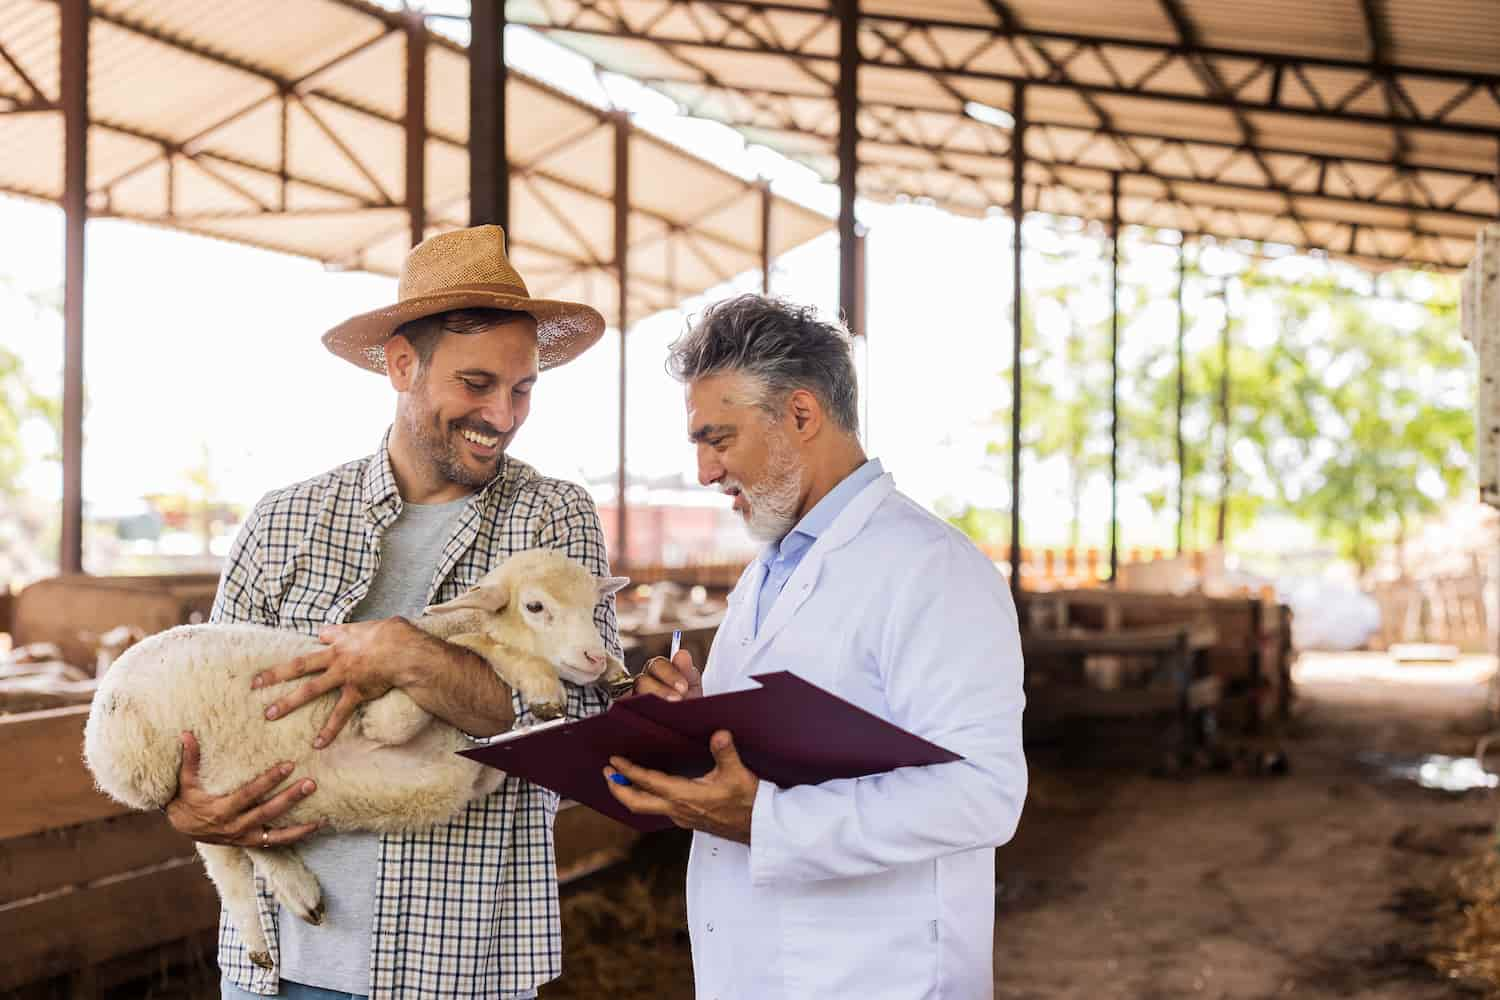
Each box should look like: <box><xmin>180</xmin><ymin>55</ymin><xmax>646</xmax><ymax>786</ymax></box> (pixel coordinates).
<box><xmin>160</xmin><ymin>225</ymin><xmax>620</xmax><ymax>999</ymax></box>
<box><xmin>606</xmin><ymin>294</ymin><xmax>1027</xmax><ymax>999</ymax></box>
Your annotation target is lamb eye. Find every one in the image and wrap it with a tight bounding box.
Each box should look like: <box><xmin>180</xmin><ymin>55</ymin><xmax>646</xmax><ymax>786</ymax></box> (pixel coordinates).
<box><xmin>525</xmin><ymin>601</ymin><xmax>544</xmax><ymax>614</ymax></box>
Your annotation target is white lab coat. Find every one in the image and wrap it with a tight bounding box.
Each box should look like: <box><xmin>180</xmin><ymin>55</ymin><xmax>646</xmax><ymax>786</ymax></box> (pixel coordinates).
<box><xmin>686</xmin><ymin>472</ymin><xmax>1027</xmax><ymax>1000</ymax></box>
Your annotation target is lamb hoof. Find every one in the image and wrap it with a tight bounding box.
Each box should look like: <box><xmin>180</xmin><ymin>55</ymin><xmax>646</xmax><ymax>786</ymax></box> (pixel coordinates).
<box><xmin>249</xmin><ymin>951</ymin><xmax>274</xmax><ymax>970</ymax></box>
<box><xmin>532</xmin><ymin>700</ymin><xmax>563</xmax><ymax>721</ymax></box>
<box><xmin>284</xmin><ymin>892</ymin><xmax>325</xmax><ymax>926</ymax></box>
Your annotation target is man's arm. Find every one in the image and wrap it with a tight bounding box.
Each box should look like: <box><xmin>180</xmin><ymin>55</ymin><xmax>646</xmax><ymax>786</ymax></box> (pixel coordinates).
<box><xmin>256</xmin><ymin>482</ymin><xmax>620</xmax><ymax>744</ymax></box>
<box><xmin>746</xmin><ymin>537</ymin><xmax>1027</xmax><ymax>886</ymax></box>
<box><xmin>266</xmin><ymin>616</ymin><xmax>516</xmax><ymax>742</ymax></box>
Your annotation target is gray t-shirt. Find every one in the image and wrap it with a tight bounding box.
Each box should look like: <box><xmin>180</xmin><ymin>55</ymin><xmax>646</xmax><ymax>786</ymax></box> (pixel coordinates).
<box><xmin>278</xmin><ymin>495</ymin><xmax>468</xmax><ymax>995</ymax></box>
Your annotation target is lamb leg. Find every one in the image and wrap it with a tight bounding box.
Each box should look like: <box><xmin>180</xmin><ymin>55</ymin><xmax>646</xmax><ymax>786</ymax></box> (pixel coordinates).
<box><xmin>247</xmin><ymin>846</ymin><xmax>324</xmax><ymax>926</ymax></box>
<box><xmin>198</xmin><ymin>843</ymin><xmax>275</xmax><ymax>968</ymax></box>
<box><xmin>447</xmin><ymin>633</ymin><xmax>567</xmax><ymax>720</ymax></box>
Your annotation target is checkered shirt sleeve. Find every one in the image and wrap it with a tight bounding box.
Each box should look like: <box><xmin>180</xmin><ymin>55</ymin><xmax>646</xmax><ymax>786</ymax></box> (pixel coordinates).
<box><xmin>212</xmin><ymin>444</ymin><xmax>619</xmax><ymax>998</ymax></box>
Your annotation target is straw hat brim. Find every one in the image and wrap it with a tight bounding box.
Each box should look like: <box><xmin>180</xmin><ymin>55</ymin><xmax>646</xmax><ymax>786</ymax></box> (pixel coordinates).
<box><xmin>322</xmin><ymin>287</ymin><xmax>606</xmax><ymax>374</ymax></box>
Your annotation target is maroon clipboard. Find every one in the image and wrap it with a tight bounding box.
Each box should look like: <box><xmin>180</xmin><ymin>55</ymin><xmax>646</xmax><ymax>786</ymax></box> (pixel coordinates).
<box><xmin>459</xmin><ymin>671</ymin><xmax>963</xmax><ymax>832</ymax></box>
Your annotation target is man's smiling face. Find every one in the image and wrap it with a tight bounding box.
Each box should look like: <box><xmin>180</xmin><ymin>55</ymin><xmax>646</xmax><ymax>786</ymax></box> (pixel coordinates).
<box><xmin>400</xmin><ymin>316</ymin><xmax>539</xmax><ymax>488</ymax></box>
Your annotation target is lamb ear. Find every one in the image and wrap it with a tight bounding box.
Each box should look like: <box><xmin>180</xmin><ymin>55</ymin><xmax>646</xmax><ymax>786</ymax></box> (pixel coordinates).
<box><xmin>426</xmin><ymin>584</ymin><xmax>510</xmax><ymax>615</ymax></box>
<box><xmin>596</xmin><ymin>575</ymin><xmax>631</xmax><ymax>597</ymax></box>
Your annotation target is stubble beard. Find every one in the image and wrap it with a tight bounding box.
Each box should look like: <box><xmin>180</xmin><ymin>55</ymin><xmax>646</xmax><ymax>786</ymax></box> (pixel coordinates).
<box><xmin>403</xmin><ymin>374</ymin><xmax>503</xmax><ymax>488</ymax></box>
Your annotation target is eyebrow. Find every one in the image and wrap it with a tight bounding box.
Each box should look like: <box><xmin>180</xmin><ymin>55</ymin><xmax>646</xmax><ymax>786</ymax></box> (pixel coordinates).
<box><xmin>455</xmin><ymin>369</ymin><xmax>537</xmax><ymax>386</ymax></box>
<box><xmin>689</xmin><ymin>423</ymin><xmax>736</xmax><ymax>444</ymax></box>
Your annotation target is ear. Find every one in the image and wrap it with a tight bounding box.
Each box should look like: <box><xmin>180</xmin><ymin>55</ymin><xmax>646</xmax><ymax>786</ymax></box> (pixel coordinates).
<box><xmin>384</xmin><ymin>334</ymin><xmax>420</xmax><ymax>392</ymax></box>
<box><xmin>425</xmin><ymin>583</ymin><xmax>510</xmax><ymax>616</ymax></box>
<box><xmin>787</xmin><ymin>388</ymin><xmax>822</xmax><ymax>439</ymax></box>
<box><xmin>596</xmin><ymin>575</ymin><xmax>630</xmax><ymax>598</ymax></box>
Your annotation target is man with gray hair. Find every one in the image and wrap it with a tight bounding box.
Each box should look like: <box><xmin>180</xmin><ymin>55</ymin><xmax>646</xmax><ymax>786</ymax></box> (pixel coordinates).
<box><xmin>606</xmin><ymin>293</ymin><xmax>1027</xmax><ymax>998</ymax></box>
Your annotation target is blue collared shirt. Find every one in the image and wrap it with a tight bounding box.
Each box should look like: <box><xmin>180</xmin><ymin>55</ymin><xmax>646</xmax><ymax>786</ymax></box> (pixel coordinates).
<box><xmin>754</xmin><ymin>457</ymin><xmax>884</xmax><ymax>636</ymax></box>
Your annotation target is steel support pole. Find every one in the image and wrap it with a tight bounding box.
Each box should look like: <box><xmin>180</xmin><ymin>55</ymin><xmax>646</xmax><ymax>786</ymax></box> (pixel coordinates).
<box><xmin>854</xmin><ymin>225</ymin><xmax>869</xmax><ymax>439</ymax></box>
<box><xmin>759</xmin><ymin>181</ymin><xmax>773</xmax><ymax>295</ymax></box>
<box><xmin>60</xmin><ymin>0</ymin><xmax>88</xmax><ymax>575</ymax></box>
<box><xmin>1008</xmin><ymin>85</ymin><xmax>1026</xmax><ymax>596</ymax></box>
<box><xmin>837</xmin><ymin>0</ymin><xmax>858</xmax><ymax>332</ymax></box>
<box><xmin>614</xmin><ymin>114</ymin><xmax>630</xmax><ymax>569</ymax></box>
<box><xmin>405</xmin><ymin>11</ymin><xmax>426</xmax><ymax>247</ymax></box>
<box><xmin>1216</xmin><ymin>277</ymin><xmax>1231</xmax><ymax>546</ymax></box>
<box><xmin>1109</xmin><ymin>172</ymin><xmax>1121</xmax><ymax>585</ymax></box>
<box><xmin>469</xmin><ymin>0</ymin><xmax>507</xmax><ymax>230</ymax></box>
<box><xmin>1175</xmin><ymin>243</ymin><xmax>1187</xmax><ymax>555</ymax></box>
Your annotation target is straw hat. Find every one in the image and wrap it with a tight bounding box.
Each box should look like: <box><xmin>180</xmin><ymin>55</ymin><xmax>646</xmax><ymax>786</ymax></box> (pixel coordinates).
<box><xmin>322</xmin><ymin>225</ymin><xmax>605</xmax><ymax>374</ymax></box>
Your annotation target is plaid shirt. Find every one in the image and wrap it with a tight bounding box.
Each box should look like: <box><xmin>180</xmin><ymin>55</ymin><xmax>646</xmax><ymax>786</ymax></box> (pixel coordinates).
<box><xmin>210</xmin><ymin>431</ymin><xmax>618</xmax><ymax>998</ymax></box>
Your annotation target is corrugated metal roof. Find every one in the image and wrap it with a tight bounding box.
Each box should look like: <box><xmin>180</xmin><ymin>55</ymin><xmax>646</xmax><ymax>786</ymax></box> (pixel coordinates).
<box><xmin>0</xmin><ymin>0</ymin><xmax>833</xmax><ymax>325</ymax></box>
<box><xmin>512</xmin><ymin>0</ymin><xmax>1500</xmax><ymax>270</ymax></box>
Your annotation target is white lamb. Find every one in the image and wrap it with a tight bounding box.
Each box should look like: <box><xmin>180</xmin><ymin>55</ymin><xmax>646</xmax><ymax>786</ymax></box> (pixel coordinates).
<box><xmin>83</xmin><ymin>547</ymin><xmax>629</xmax><ymax>968</ymax></box>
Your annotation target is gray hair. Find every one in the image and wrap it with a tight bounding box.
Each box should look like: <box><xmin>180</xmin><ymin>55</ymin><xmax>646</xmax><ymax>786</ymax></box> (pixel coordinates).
<box><xmin>666</xmin><ymin>294</ymin><xmax>860</xmax><ymax>435</ymax></box>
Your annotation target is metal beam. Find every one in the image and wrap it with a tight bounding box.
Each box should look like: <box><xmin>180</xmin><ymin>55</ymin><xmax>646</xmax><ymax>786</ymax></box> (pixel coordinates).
<box><xmin>405</xmin><ymin>10</ymin><xmax>426</xmax><ymax>247</ymax></box>
<box><xmin>855</xmin><ymin>226</ymin><xmax>870</xmax><ymax>440</ymax></box>
<box><xmin>652</xmin><ymin>77</ymin><xmax>1493</xmax><ymax>187</ymax></box>
<box><xmin>614</xmin><ymin>113</ymin><xmax>630</xmax><ymax>569</ymax></box>
<box><xmin>1175</xmin><ymin>243</ymin><xmax>1187</xmax><ymax>556</ymax></box>
<box><xmin>0</xmin><ymin>39</ymin><xmax>49</xmax><ymax>105</ymax></box>
<box><xmin>837</xmin><ymin>0</ymin><xmax>859</xmax><ymax>334</ymax></box>
<box><xmin>647</xmin><ymin>83</ymin><xmax>1494</xmax><ymax>243</ymax></box>
<box><xmin>855</xmin><ymin>171</ymin><xmax>1472</xmax><ymax>270</ymax></box>
<box><xmin>59</xmin><ymin>0</ymin><xmax>87</xmax><ymax>575</ymax></box>
<box><xmin>849</xmin><ymin>136</ymin><xmax>1499</xmax><ymax>226</ymax></box>
<box><xmin>1360</xmin><ymin>0</ymin><xmax>1411</xmax><ymax>165</ymax></box>
<box><xmin>1008</xmin><ymin>85</ymin><xmax>1025</xmax><ymax>597</ymax></box>
<box><xmin>521</xmin><ymin>0</ymin><xmax>1499</xmax><ymax>84</ymax></box>
<box><xmin>853</xmin><ymin>225</ymin><xmax>868</xmax><ymax>346</ymax></box>
<box><xmin>759</xmin><ymin>180</ymin><xmax>773</xmax><ymax>294</ymax></box>
<box><xmin>1108</xmin><ymin>171</ymin><xmax>1121</xmax><ymax>585</ymax></box>
<box><xmin>469</xmin><ymin>0</ymin><xmax>508</xmax><ymax>229</ymax></box>
<box><xmin>517</xmin><ymin>4</ymin><xmax>1500</xmax><ymax>136</ymax></box>
<box><xmin>1216</xmin><ymin>278</ymin><xmax>1231</xmax><ymax>546</ymax></box>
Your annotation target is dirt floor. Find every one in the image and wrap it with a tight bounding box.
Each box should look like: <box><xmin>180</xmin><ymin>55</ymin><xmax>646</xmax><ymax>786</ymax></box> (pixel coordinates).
<box><xmin>88</xmin><ymin>652</ymin><xmax>1500</xmax><ymax>999</ymax></box>
<box><xmin>549</xmin><ymin>653</ymin><xmax>1500</xmax><ymax>999</ymax></box>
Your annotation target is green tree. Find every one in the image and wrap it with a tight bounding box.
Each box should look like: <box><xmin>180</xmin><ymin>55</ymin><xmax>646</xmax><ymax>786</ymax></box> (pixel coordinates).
<box><xmin>1246</xmin><ymin>272</ymin><xmax>1471</xmax><ymax>574</ymax></box>
<box><xmin>965</xmin><ymin>242</ymin><xmax>1118</xmax><ymax>549</ymax></box>
<box><xmin>0</xmin><ymin>277</ymin><xmax>62</xmax><ymax>495</ymax></box>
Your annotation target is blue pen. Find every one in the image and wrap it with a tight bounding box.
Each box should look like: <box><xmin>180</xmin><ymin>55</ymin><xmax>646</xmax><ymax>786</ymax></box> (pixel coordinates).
<box><xmin>612</xmin><ymin>630</ymin><xmax>683</xmax><ymax>789</ymax></box>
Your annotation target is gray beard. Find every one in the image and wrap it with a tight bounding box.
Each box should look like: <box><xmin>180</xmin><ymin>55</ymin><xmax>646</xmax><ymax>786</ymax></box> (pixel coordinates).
<box><xmin>743</xmin><ymin>433</ymin><xmax>803</xmax><ymax>543</ymax></box>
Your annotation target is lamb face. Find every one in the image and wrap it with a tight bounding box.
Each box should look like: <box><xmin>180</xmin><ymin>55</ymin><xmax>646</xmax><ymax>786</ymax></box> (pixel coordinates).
<box><xmin>425</xmin><ymin>548</ymin><xmax>628</xmax><ymax>686</ymax></box>
<box><xmin>513</xmin><ymin>573</ymin><xmax>627</xmax><ymax>684</ymax></box>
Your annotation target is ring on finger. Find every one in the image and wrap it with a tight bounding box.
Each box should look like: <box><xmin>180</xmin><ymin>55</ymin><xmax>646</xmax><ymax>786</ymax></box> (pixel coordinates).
<box><xmin>261</xmin><ymin>825</ymin><xmax>270</xmax><ymax>848</ymax></box>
